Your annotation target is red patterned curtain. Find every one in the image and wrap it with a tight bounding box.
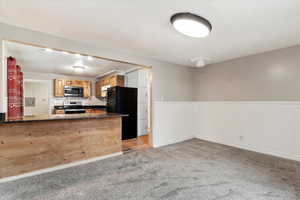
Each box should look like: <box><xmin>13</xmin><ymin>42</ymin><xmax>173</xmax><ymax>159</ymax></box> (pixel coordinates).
<box><xmin>7</xmin><ymin>57</ymin><xmax>23</xmax><ymax>121</ymax></box>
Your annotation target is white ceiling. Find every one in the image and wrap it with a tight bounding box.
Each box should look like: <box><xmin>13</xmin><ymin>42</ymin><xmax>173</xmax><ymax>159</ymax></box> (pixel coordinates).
<box><xmin>1</xmin><ymin>0</ymin><xmax>300</xmax><ymax>66</ymax></box>
<box><xmin>5</xmin><ymin>41</ymin><xmax>139</xmax><ymax>77</ymax></box>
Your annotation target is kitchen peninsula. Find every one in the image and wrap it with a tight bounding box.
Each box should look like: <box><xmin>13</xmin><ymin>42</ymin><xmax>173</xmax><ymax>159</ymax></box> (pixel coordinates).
<box><xmin>0</xmin><ymin>113</ymin><xmax>127</xmax><ymax>178</ymax></box>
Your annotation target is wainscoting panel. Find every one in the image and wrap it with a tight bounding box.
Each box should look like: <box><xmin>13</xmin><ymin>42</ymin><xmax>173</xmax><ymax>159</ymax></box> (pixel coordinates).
<box><xmin>152</xmin><ymin>102</ymin><xmax>196</xmax><ymax>147</ymax></box>
<box><xmin>195</xmin><ymin>102</ymin><xmax>300</xmax><ymax>162</ymax></box>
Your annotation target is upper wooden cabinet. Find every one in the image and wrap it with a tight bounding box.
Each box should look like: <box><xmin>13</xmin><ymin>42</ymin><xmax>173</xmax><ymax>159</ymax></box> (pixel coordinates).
<box><xmin>95</xmin><ymin>80</ymin><xmax>102</xmax><ymax>98</ymax></box>
<box><xmin>83</xmin><ymin>80</ymin><xmax>91</xmax><ymax>98</ymax></box>
<box><xmin>95</xmin><ymin>75</ymin><xmax>124</xmax><ymax>98</ymax></box>
<box><xmin>54</xmin><ymin>79</ymin><xmax>65</xmax><ymax>97</ymax></box>
<box><xmin>54</xmin><ymin>79</ymin><xmax>91</xmax><ymax>98</ymax></box>
<box><xmin>65</xmin><ymin>80</ymin><xmax>85</xmax><ymax>87</ymax></box>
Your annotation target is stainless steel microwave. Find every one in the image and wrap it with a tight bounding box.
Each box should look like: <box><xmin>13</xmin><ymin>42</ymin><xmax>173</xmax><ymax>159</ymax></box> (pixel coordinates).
<box><xmin>64</xmin><ymin>86</ymin><xmax>84</xmax><ymax>97</ymax></box>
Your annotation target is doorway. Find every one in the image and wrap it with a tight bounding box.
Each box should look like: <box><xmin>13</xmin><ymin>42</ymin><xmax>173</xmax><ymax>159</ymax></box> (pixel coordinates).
<box><xmin>122</xmin><ymin>68</ymin><xmax>152</xmax><ymax>152</ymax></box>
<box><xmin>24</xmin><ymin>80</ymin><xmax>50</xmax><ymax>116</ymax></box>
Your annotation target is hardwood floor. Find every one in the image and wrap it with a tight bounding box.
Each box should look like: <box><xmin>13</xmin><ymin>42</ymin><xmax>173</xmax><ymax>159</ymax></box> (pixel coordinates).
<box><xmin>122</xmin><ymin>134</ymin><xmax>151</xmax><ymax>153</ymax></box>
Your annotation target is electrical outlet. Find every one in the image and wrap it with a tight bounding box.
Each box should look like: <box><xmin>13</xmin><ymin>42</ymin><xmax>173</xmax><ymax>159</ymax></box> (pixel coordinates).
<box><xmin>239</xmin><ymin>135</ymin><xmax>244</xmax><ymax>141</ymax></box>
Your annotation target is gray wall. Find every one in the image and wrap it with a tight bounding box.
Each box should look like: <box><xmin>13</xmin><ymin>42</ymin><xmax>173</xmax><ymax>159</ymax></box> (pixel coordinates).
<box><xmin>193</xmin><ymin>45</ymin><xmax>300</xmax><ymax>101</ymax></box>
<box><xmin>0</xmin><ymin>23</ymin><xmax>194</xmax><ymax>112</ymax></box>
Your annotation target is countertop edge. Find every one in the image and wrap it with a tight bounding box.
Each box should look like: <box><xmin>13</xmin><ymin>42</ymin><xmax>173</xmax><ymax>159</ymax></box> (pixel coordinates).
<box><xmin>0</xmin><ymin>113</ymin><xmax>128</xmax><ymax>124</ymax></box>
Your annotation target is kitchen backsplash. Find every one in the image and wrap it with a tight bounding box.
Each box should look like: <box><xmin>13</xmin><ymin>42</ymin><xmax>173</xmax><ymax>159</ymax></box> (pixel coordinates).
<box><xmin>51</xmin><ymin>96</ymin><xmax>106</xmax><ymax>107</ymax></box>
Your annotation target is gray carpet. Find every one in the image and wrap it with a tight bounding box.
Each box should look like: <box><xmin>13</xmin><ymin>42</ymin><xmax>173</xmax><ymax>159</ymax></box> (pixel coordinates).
<box><xmin>0</xmin><ymin>139</ymin><xmax>299</xmax><ymax>200</ymax></box>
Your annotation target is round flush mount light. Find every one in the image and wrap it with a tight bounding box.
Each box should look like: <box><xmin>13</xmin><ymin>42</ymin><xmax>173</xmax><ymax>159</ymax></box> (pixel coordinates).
<box><xmin>44</xmin><ymin>48</ymin><xmax>54</xmax><ymax>52</ymax></box>
<box><xmin>72</xmin><ymin>65</ymin><xmax>85</xmax><ymax>73</ymax></box>
<box><xmin>171</xmin><ymin>13</ymin><xmax>212</xmax><ymax>38</ymax></box>
<box><xmin>75</xmin><ymin>53</ymin><xmax>82</xmax><ymax>58</ymax></box>
<box><xmin>62</xmin><ymin>51</ymin><xmax>69</xmax><ymax>55</ymax></box>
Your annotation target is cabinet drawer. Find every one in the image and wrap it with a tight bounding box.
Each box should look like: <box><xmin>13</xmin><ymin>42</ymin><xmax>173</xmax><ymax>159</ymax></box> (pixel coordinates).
<box><xmin>94</xmin><ymin>109</ymin><xmax>106</xmax><ymax>114</ymax></box>
<box><xmin>55</xmin><ymin>109</ymin><xmax>65</xmax><ymax>114</ymax></box>
<box><xmin>85</xmin><ymin>109</ymin><xmax>94</xmax><ymax>113</ymax></box>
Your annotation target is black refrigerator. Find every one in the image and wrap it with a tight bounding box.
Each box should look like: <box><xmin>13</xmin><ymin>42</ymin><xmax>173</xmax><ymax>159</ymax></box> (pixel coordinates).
<box><xmin>107</xmin><ymin>86</ymin><xmax>138</xmax><ymax>140</ymax></box>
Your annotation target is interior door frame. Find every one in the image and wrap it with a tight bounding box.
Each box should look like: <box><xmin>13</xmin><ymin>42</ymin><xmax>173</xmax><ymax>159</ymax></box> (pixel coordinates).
<box><xmin>23</xmin><ymin>79</ymin><xmax>51</xmax><ymax>116</ymax></box>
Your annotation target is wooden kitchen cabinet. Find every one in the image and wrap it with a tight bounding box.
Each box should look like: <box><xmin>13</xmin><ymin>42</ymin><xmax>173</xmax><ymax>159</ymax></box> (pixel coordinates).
<box><xmin>104</xmin><ymin>78</ymin><xmax>109</xmax><ymax>85</ymax></box>
<box><xmin>109</xmin><ymin>75</ymin><xmax>124</xmax><ymax>86</ymax></box>
<box><xmin>55</xmin><ymin>109</ymin><xmax>65</xmax><ymax>114</ymax></box>
<box><xmin>83</xmin><ymin>81</ymin><xmax>91</xmax><ymax>98</ymax></box>
<box><xmin>54</xmin><ymin>79</ymin><xmax>65</xmax><ymax>97</ymax></box>
<box><xmin>73</xmin><ymin>80</ymin><xmax>84</xmax><ymax>86</ymax></box>
<box><xmin>109</xmin><ymin>76</ymin><xmax>116</xmax><ymax>85</ymax></box>
<box><xmin>54</xmin><ymin>79</ymin><xmax>91</xmax><ymax>98</ymax></box>
<box><xmin>117</xmin><ymin>75</ymin><xmax>125</xmax><ymax>86</ymax></box>
<box><xmin>93</xmin><ymin>109</ymin><xmax>106</xmax><ymax>114</ymax></box>
<box><xmin>65</xmin><ymin>80</ymin><xmax>73</xmax><ymax>86</ymax></box>
<box><xmin>86</xmin><ymin>109</ymin><xmax>94</xmax><ymax>114</ymax></box>
<box><xmin>95</xmin><ymin>81</ymin><xmax>102</xmax><ymax>98</ymax></box>
<box><xmin>95</xmin><ymin>75</ymin><xmax>124</xmax><ymax>98</ymax></box>
<box><xmin>86</xmin><ymin>109</ymin><xmax>106</xmax><ymax>114</ymax></box>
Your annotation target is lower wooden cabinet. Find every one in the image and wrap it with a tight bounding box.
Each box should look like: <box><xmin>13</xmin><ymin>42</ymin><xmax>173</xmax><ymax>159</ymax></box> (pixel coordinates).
<box><xmin>55</xmin><ymin>109</ymin><xmax>65</xmax><ymax>114</ymax></box>
<box><xmin>85</xmin><ymin>109</ymin><xmax>94</xmax><ymax>114</ymax></box>
<box><xmin>93</xmin><ymin>109</ymin><xmax>106</xmax><ymax>114</ymax></box>
<box><xmin>86</xmin><ymin>109</ymin><xmax>106</xmax><ymax>114</ymax></box>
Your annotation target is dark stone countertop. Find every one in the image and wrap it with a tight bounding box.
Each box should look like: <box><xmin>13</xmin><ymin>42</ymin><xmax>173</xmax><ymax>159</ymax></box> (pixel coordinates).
<box><xmin>54</xmin><ymin>105</ymin><xmax>106</xmax><ymax>110</ymax></box>
<box><xmin>0</xmin><ymin>113</ymin><xmax>128</xmax><ymax>124</ymax></box>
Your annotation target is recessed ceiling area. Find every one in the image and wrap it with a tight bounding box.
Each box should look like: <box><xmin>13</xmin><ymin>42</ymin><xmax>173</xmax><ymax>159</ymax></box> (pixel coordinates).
<box><xmin>0</xmin><ymin>1</ymin><xmax>300</xmax><ymax>67</ymax></box>
<box><xmin>5</xmin><ymin>41</ymin><xmax>140</xmax><ymax>78</ymax></box>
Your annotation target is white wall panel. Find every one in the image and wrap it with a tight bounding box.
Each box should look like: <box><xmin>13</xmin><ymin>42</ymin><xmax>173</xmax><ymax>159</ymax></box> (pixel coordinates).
<box><xmin>153</xmin><ymin>102</ymin><xmax>196</xmax><ymax>147</ymax></box>
<box><xmin>195</xmin><ymin>102</ymin><xmax>300</xmax><ymax>161</ymax></box>
<box><xmin>153</xmin><ymin>101</ymin><xmax>300</xmax><ymax>162</ymax></box>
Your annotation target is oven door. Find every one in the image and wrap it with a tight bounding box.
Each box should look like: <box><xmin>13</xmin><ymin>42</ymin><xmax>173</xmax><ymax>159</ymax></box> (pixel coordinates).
<box><xmin>65</xmin><ymin>109</ymin><xmax>86</xmax><ymax>114</ymax></box>
<box><xmin>64</xmin><ymin>86</ymin><xmax>84</xmax><ymax>97</ymax></box>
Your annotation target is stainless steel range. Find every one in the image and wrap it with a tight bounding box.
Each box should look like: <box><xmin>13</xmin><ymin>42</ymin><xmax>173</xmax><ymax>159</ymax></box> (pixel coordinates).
<box><xmin>63</xmin><ymin>101</ymin><xmax>86</xmax><ymax>114</ymax></box>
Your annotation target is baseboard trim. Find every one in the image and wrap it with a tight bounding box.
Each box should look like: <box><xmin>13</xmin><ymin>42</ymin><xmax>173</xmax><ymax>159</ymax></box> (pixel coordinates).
<box><xmin>0</xmin><ymin>152</ymin><xmax>123</xmax><ymax>184</ymax></box>
<box><xmin>195</xmin><ymin>135</ymin><xmax>300</xmax><ymax>162</ymax></box>
<box><xmin>153</xmin><ymin>135</ymin><xmax>195</xmax><ymax>148</ymax></box>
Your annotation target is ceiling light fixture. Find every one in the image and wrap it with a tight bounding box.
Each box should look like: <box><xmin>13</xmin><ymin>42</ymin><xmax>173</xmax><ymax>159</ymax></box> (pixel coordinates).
<box><xmin>190</xmin><ymin>57</ymin><xmax>209</xmax><ymax>68</ymax></box>
<box><xmin>72</xmin><ymin>65</ymin><xmax>85</xmax><ymax>73</ymax></box>
<box><xmin>171</xmin><ymin>13</ymin><xmax>212</xmax><ymax>38</ymax></box>
<box><xmin>87</xmin><ymin>56</ymin><xmax>93</xmax><ymax>61</ymax></box>
<box><xmin>75</xmin><ymin>53</ymin><xmax>82</xmax><ymax>58</ymax></box>
<box><xmin>45</xmin><ymin>48</ymin><xmax>53</xmax><ymax>52</ymax></box>
<box><xmin>62</xmin><ymin>51</ymin><xmax>69</xmax><ymax>55</ymax></box>
<box><xmin>195</xmin><ymin>59</ymin><xmax>206</xmax><ymax>68</ymax></box>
